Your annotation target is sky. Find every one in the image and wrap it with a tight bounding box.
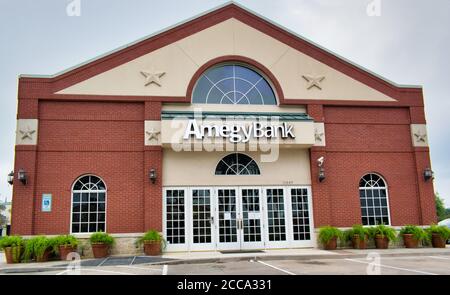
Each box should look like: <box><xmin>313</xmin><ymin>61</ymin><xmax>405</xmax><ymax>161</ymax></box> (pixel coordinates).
<box><xmin>0</xmin><ymin>0</ymin><xmax>449</xmax><ymax>206</ymax></box>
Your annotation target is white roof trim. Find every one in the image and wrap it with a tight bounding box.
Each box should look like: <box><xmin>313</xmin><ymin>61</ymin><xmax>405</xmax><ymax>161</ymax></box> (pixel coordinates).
<box><xmin>19</xmin><ymin>1</ymin><xmax>422</xmax><ymax>89</ymax></box>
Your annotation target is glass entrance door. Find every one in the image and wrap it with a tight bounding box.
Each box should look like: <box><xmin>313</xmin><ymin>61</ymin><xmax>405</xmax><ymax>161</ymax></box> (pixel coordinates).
<box><xmin>216</xmin><ymin>188</ymin><xmax>265</xmax><ymax>250</ymax></box>
<box><xmin>240</xmin><ymin>188</ymin><xmax>264</xmax><ymax>249</ymax></box>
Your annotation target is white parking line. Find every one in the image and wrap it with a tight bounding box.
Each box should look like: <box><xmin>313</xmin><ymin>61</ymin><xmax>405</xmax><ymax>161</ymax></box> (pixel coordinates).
<box><xmin>116</xmin><ymin>265</ymin><xmax>162</xmax><ymax>272</ymax></box>
<box><xmin>257</xmin><ymin>261</ymin><xmax>296</xmax><ymax>275</ymax></box>
<box><xmin>162</xmin><ymin>264</ymin><xmax>168</xmax><ymax>275</ymax></box>
<box><xmin>427</xmin><ymin>255</ymin><xmax>450</xmax><ymax>260</ymax></box>
<box><xmin>97</xmin><ymin>257</ymin><xmax>109</xmax><ymax>267</ymax></box>
<box><xmin>130</xmin><ymin>256</ymin><xmax>137</xmax><ymax>265</ymax></box>
<box><xmin>56</xmin><ymin>267</ymin><xmax>134</xmax><ymax>275</ymax></box>
<box><xmin>345</xmin><ymin>258</ymin><xmax>438</xmax><ymax>275</ymax></box>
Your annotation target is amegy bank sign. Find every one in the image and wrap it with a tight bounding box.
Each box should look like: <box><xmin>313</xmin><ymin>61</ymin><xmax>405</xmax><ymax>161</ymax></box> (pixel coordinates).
<box><xmin>183</xmin><ymin>119</ymin><xmax>295</xmax><ymax>143</ymax></box>
<box><xmin>160</xmin><ymin>112</ymin><xmax>316</xmax><ymax>151</ymax></box>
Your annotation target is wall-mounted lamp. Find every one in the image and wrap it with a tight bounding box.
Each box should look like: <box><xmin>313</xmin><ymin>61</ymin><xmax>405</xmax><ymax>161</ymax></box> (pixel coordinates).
<box><xmin>318</xmin><ymin>167</ymin><xmax>326</xmax><ymax>182</ymax></box>
<box><xmin>317</xmin><ymin>156</ymin><xmax>325</xmax><ymax>182</ymax></box>
<box><xmin>423</xmin><ymin>168</ymin><xmax>434</xmax><ymax>181</ymax></box>
<box><xmin>18</xmin><ymin>168</ymin><xmax>28</xmax><ymax>185</ymax></box>
<box><xmin>7</xmin><ymin>171</ymin><xmax>14</xmax><ymax>185</ymax></box>
<box><xmin>149</xmin><ymin>168</ymin><xmax>157</xmax><ymax>184</ymax></box>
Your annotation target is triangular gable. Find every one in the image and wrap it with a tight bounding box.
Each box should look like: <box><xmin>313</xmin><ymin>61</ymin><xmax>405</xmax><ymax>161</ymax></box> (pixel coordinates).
<box><xmin>20</xmin><ymin>2</ymin><xmax>422</xmax><ymax>103</ymax></box>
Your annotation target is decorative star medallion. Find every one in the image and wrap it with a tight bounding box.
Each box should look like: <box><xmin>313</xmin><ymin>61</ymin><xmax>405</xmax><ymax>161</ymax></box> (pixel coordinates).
<box><xmin>414</xmin><ymin>131</ymin><xmax>427</xmax><ymax>143</ymax></box>
<box><xmin>140</xmin><ymin>69</ymin><xmax>166</xmax><ymax>87</ymax></box>
<box><xmin>314</xmin><ymin>128</ymin><xmax>324</xmax><ymax>142</ymax></box>
<box><xmin>146</xmin><ymin>129</ymin><xmax>161</xmax><ymax>142</ymax></box>
<box><xmin>19</xmin><ymin>126</ymin><xmax>36</xmax><ymax>140</ymax></box>
<box><xmin>302</xmin><ymin>75</ymin><xmax>325</xmax><ymax>90</ymax></box>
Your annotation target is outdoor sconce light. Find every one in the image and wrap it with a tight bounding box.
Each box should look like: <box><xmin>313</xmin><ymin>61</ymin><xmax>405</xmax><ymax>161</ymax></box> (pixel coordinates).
<box><xmin>318</xmin><ymin>167</ymin><xmax>326</xmax><ymax>182</ymax></box>
<box><xmin>149</xmin><ymin>168</ymin><xmax>157</xmax><ymax>184</ymax></box>
<box><xmin>18</xmin><ymin>168</ymin><xmax>27</xmax><ymax>185</ymax></box>
<box><xmin>317</xmin><ymin>156</ymin><xmax>325</xmax><ymax>182</ymax></box>
<box><xmin>7</xmin><ymin>171</ymin><xmax>14</xmax><ymax>185</ymax></box>
<box><xmin>423</xmin><ymin>168</ymin><xmax>434</xmax><ymax>181</ymax></box>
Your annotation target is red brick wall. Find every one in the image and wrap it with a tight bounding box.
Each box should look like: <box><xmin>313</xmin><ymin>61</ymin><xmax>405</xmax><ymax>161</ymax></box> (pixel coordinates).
<box><xmin>309</xmin><ymin>105</ymin><xmax>436</xmax><ymax>227</ymax></box>
<box><xmin>12</xmin><ymin>101</ymin><xmax>153</xmax><ymax>235</ymax></box>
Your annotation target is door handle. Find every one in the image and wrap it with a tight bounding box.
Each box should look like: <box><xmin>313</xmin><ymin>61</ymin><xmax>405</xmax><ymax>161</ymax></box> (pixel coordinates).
<box><xmin>210</xmin><ymin>216</ymin><xmax>214</xmax><ymax>224</ymax></box>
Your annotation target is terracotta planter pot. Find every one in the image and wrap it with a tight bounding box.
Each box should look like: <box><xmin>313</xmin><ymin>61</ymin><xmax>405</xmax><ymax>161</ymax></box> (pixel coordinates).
<box><xmin>36</xmin><ymin>248</ymin><xmax>52</xmax><ymax>262</ymax></box>
<box><xmin>431</xmin><ymin>233</ymin><xmax>446</xmax><ymax>248</ymax></box>
<box><xmin>375</xmin><ymin>235</ymin><xmax>389</xmax><ymax>249</ymax></box>
<box><xmin>59</xmin><ymin>245</ymin><xmax>77</xmax><ymax>260</ymax></box>
<box><xmin>352</xmin><ymin>235</ymin><xmax>368</xmax><ymax>249</ymax></box>
<box><xmin>403</xmin><ymin>234</ymin><xmax>419</xmax><ymax>248</ymax></box>
<box><xmin>143</xmin><ymin>241</ymin><xmax>161</xmax><ymax>256</ymax></box>
<box><xmin>91</xmin><ymin>243</ymin><xmax>110</xmax><ymax>258</ymax></box>
<box><xmin>4</xmin><ymin>246</ymin><xmax>22</xmax><ymax>264</ymax></box>
<box><xmin>323</xmin><ymin>237</ymin><xmax>338</xmax><ymax>250</ymax></box>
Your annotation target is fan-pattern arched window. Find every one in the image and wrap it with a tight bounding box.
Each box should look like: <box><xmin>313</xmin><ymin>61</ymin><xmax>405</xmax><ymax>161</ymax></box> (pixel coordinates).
<box><xmin>192</xmin><ymin>64</ymin><xmax>277</xmax><ymax>105</ymax></box>
<box><xmin>359</xmin><ymin>173</ymin><xmax>390</xmax><ymax>226</ymax></box>
<box><xmin>71</xmin><ymin>175</ymin><xmax>106</xmax><ymax>233</ymax></box>
<box><xmin>215</xmin><ymin>153</ymin><xmax>260</xmax><ymax>175</ymax></box>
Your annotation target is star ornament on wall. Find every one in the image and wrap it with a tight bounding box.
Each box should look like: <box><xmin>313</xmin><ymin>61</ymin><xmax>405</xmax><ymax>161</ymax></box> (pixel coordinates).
<box><xmin>414</xmin><ymin>131</ymin><xmax>427</xmax><ymax>143</ymax></box>
<box><xmin>302</xmin><ymin>75</ymin><xmax>325</xmax><ymax>90</ymax></box>
<box><xmin>19</xmin><ymin>126</ymin><xmax>36</xmax><ymax>140</ymax></box>
<box><xmin>140</xmin><ymin>69</ymin><xmax>166</xmax><ymax>87</ymax></box>
<box><xmin>314</xmin><ymin>128</ymin><xmax>324</xmax><ymax>142</ymax></box>
<box><xmin>146</xmin><ymin>129</ymin><xmax>161</xmax><ymax>142</ymax></box>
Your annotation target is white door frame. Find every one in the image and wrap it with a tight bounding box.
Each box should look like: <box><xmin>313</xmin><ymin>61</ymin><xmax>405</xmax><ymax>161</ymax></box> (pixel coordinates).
<box><xmin>163</xmin><ymin>185</ymin><xmax>315</xmax><ymax>252</ymax></box>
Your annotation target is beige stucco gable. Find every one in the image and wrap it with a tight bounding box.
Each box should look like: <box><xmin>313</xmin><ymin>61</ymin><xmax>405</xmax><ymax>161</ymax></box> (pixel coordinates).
<box><xmin>57</xmin><ymin>18</ymin><xmax>395</xmax><ymax>102</ymax></box>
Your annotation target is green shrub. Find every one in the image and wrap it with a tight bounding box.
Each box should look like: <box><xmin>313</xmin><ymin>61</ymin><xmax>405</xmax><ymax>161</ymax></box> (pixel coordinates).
<box><xmin>369</xmin><ymin>224</ymin><xmax>397</xmax><ymax>242</ymax></box>
<box><xmin>426</xmin><ymin>224</ymin><xmax>450</xmax><ymax>240</ymax></box>
<box><xmin>318</xmin><ymin>226</ymin><xmax>343</xmax><ymax>245</ymax></box>
<box><xmin>51</xmin><ymin>235</ymin><xmax>79</xmax><ymax>254</ymax></box>
<box><xmin>23</xmin><ymin>236</ymin><xmax>53</xmax><ymax>262</ymax></box>
<box><xmin>0</xmin><ymin>235</ymin><xmax>24</xmax><ymax>249</ymax></box>
<box><xmin>399</xmin><ymin>225</ymin><xmax>429</xmax><ymax>242</ymax></box>
<box><xmin>345</xmin><ymin>225</ymin><xmax>370</xmax><ymax>242</ymax></box>
<box><xmin>136</xmin><ymin>230</ymin><xmax>167</xmax><ymax>248</ymax></box>
<box><xmin>89</xmin><ymin>232</ymin><xmax>115</xmax><ymax>245</ymax></box>
<box><xmin>0</xmin><ymin>235</ymin><xmax>24</xmax><ymax>263</ymax></box>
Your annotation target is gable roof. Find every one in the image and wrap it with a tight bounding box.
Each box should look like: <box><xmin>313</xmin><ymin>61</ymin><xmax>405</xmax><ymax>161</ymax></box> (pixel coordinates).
<box><xmin>18</xmin><ymin>2</ymin><xmax>423</xmax><ymax>105</ymax></box>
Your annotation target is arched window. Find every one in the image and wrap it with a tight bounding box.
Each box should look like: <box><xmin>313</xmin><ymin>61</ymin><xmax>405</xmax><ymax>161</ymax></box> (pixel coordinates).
<box><xmin>71</xmin><ymin>175</ymin><xmax>106</xmax><ymax>233</ymax></box>
<box><xmin>215</xmin><ymin>153</ymin><xmax>260</xmax><ymax>175</ymax></box>
<box><xmin>192</xmin><ymin>64</ymin><xmax>277</xmax><ymax>105</ymax></box>
<box><xmin>359</xmin><ymin>173</ymin><xmax>390</xmax><ymax>226</ymax></box>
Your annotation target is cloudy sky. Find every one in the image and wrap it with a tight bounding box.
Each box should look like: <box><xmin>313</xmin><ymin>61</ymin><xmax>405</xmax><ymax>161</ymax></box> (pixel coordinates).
<box><xmin>0</xmin><ymin>0</ymin><xmax>449</xmax><ymax>206</ymax></box>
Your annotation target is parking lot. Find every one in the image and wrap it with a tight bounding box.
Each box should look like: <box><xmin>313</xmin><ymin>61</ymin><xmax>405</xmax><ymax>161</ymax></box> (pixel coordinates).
<box><xmin>1</xmin><ymin>253</ymin><xmax>449</xmax><ymax>275</ymax></box>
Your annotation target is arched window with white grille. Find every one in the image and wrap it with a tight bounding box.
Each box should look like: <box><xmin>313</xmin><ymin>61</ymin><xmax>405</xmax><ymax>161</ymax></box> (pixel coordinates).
<box><xmin>215</xmin><ymin>153</ymin><xmax>260</xmax><ymax>175</ymax></box>
<box><xmin>71</xmin><ymin>175</ymin><xmax>107</xmax><ymax>233</ymax></box>
<box><xmin>359</xmin><ymin>173</ymin><xmax>390</xmax><ymax>226</ymax></box>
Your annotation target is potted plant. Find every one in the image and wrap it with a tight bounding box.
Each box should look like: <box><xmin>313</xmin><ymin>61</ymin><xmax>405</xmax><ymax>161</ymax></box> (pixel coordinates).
<box><xmin>0</xmin><ymin>235</ymin><xmax>24</xmax><ymax>264</ymax></box>
<box><xmin>89</xmin><ymin>232</ymin><xmax>114</xmax><ymax>258</ymax></box>
<box><xmin>399</xmin><ymin>225</ymin><xmax>428</xmax><ymax>248</ymax></box>
<box><xmin>426</xmin><ymin>224</ymin><xmax>450</xmax><ymax>248</ymax></box>
<box><xmin>52</xmin><ymin>235</ymin><xmax>79</xmax><ymax>260</ymax></box>
<box><xmin>23</xmin><ymin>236</ymin><xmax>54</xmax><ymax>262</ymax></box>
<box><xmin>137</xmin><ymin>230</ymin><xmax>166</xmax><ymax>256</ymax></box>
<box><xmin>370</xmin><ymin>224</ymin><xmax>397</xmax><ymax>249</ymax></box>
<box><xmin>347</xmin><ymin>225</ymin><xmax>370</xmax><ymax>249</ymax></box>
<box><xmin>318</xmin><ymin>226</ymin><xmax>343</xmax><ymax>250</ymax></box>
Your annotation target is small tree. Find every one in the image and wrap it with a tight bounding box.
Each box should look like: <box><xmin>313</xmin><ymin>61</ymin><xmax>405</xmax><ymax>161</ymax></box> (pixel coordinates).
<box><xmin>435</xmin><ymin>193</ymin><xmax>447</xmax><ymax>221</ymax></box>
<box><xmin>0</xmin><ymin>204</ymin><xmax>7</xmax><ymax>229</ymax></box>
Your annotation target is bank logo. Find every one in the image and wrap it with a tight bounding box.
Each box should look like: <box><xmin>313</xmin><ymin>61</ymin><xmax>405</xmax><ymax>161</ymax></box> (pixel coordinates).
<box><xmin>183</xmin><ymin>120</ymin><xmax>295</xmax><ymax>144</ymax></box>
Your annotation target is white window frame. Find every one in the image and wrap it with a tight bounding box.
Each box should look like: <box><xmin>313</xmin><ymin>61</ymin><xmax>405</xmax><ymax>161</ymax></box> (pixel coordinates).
<box><xmin>70</xmin><ymin>174</ymin><xmax>107</xmax><ymax>234</ymax></box>
<box><xmin>359</xmin><ymin>173</ymin><xmax>391</xmax><ymax>226</ymax></box>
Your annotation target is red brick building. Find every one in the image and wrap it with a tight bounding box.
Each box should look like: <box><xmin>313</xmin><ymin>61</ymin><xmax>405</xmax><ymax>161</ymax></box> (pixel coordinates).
<box><xmin>11</xmin><ymin>3</ymin><xmax>435</xmax><ymax>251</ymax></box>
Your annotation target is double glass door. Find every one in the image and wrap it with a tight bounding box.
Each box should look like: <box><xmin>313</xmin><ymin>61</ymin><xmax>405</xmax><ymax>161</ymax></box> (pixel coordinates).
<box><xmin>164</xmin><ymin>186</ymin><xmax>313</xmax><ymax>252</ymax></box>
<box><xmin>216</xmin><ymin>188</ymin><xmax>264</xmax><ymax>250</ymax></box>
